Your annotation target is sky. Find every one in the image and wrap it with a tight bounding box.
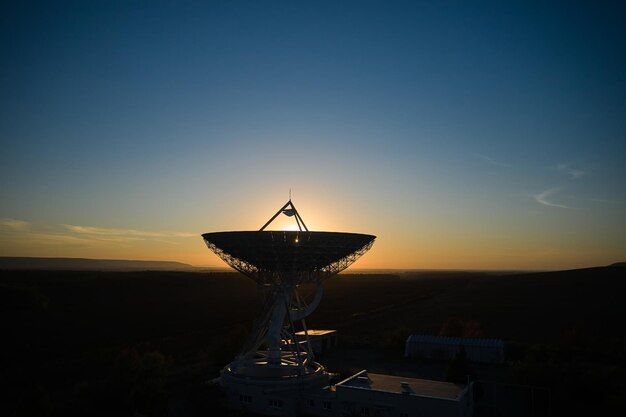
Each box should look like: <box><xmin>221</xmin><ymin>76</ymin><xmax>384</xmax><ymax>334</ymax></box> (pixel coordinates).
<box><xmin>1</xmin><ymin>1</ymin><xmax>625</xmax><ymax>270</ymax></box>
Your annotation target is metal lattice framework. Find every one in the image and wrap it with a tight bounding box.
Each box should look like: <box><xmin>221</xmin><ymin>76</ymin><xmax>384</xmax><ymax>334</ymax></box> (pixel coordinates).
<box><xmin>203</xmin><ymin>231</ymin><xmax>375</xmax><ymax>285</ymax></box>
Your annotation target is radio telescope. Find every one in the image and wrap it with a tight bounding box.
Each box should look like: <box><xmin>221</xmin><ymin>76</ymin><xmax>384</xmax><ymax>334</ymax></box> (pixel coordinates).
<box><xmin>202</xmin><ymin>199</ymin><xmax>375</xmax><ymax>387</ymax></box>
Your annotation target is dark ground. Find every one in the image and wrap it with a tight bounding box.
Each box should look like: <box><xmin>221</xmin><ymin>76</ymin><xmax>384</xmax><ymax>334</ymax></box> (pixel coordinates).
<box><xmin>2</xmin><ymin>266</ymin><xmax>625</xmax><ymax>416</ymax></box>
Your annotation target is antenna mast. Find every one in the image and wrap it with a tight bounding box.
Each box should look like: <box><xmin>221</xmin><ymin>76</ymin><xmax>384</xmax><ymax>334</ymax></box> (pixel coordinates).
<box><xmin>259</xmin><ymin>198</ymin><xmax>309</xmax><ymax>232</ymax></box>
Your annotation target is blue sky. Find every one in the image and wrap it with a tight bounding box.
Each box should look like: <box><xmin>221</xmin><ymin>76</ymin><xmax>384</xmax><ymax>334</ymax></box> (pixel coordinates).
<box><xmin>1</xmin><ymin>1</ymin><xmax>625</xmax><ymax>269</ymax></box>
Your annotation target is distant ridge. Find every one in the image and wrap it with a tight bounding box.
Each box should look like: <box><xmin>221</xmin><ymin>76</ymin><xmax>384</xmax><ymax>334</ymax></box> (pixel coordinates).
<box><xmin>0</xmin><ymin>257</ymin><xmax>215</xmax><ymax>271</ymax></box>
<box><xmin>610</xmin><ymin>262</ymin><xmax>626</xmax><ymax>267</ymax></box>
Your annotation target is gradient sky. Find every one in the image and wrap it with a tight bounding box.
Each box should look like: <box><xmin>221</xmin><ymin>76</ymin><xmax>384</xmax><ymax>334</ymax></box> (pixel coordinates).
<box><xmin>1</xmin><ymin>1</ymin><xmax>625</xmax><ymax>270</ymax></box>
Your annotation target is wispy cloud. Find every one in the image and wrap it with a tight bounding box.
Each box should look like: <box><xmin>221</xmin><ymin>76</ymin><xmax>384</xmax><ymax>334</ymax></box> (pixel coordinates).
<box><xmin>474</xmin><ymin>153</ymin><xmax>510</xmax><ymax>168</ymax></box>
<box><xmin>63</xmin><ymin>225</ymin><xmax>195</xmax><ymax>238</ymax></box>
<box><xmin>0</xmin><ymin>218</ymin><xmax>31</xmax><ymax>231</ymax></box>
<box><xmin>533</xmin><ymin>188</ymin><xmax>573</xmax><ymax>209</ymax></box>
<box><xmin>556</xmin><ymin>163</ymin><xmax>586</xmax><ymax>180</ymax></box>
<box><xmin>0</xmin><ymin>219</ymin><xmax>196</xmax><ymax>249</ymax></box>
<box><xmin>18</xmin><ymin>232</ymin><xmax>105</xmax><ymax>247</ymax></box>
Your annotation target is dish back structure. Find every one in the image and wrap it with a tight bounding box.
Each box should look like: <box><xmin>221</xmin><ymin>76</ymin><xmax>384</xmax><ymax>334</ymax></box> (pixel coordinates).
<box><xmin>202</xmin><ymin>199</ymin><xmax>375</xmax><ymax>382</ymax></box>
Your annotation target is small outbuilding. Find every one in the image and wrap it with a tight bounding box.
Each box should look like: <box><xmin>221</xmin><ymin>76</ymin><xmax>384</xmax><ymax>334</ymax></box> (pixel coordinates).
<box><xmin>295</xmin><ymin>329</ymin><xmax>338</xmax><ymax>355</ymax></box>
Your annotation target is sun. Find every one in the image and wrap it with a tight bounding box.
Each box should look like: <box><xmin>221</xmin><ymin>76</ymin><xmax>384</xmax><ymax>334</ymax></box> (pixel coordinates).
<box><xmin>283</xmin><ymin>224</ymin><xmax>302</xmax><ymax>231</ymax></box>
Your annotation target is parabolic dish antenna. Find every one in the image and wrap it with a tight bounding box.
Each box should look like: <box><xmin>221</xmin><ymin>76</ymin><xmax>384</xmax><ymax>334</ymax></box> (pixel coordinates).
<box><xmin>202</xmin><ymin>199</ymin><xmax>375</xmax><ymax>383</ymax></box>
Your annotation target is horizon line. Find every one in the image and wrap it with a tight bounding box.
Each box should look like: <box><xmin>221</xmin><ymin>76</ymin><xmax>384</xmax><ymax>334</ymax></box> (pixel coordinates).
<box><xmin>1</xmin><ymin>255</ymin><xmax>622</xmax><ymax>273</ymax></box>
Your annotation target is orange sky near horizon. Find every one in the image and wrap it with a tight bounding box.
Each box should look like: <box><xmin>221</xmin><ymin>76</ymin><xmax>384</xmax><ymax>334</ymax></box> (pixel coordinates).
<box><xmin>1</xmin><ymin>194</ymin><xmax>623</xmax><ymax>271</ymax></box>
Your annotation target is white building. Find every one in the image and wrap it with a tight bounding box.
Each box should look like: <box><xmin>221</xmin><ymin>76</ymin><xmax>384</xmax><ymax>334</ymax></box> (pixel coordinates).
<box><xmin>405</xmin><ymin>335</ymin><xmax>505</xmax><ymax>364</ymax></box>
<box><xmin>333</xmin><ymin>370</ymin><xmax>473</xmax><ymax>417</ymax></box>
<box><xmin>219</xmin><ymin>369</ymin><xmax>473</xmax><ymax>417</ymax></box>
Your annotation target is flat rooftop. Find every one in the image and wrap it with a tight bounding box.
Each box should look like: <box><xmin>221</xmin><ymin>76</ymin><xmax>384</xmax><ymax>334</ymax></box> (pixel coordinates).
<box><xmin>336</xmin><ymin>370</ymin><xmax>467</xmax><ymax>401</ymax></box>
<box><xmin>295</xmin><ymin>329</ymin><xmax>336</xmax><ymax>336</ymax></box>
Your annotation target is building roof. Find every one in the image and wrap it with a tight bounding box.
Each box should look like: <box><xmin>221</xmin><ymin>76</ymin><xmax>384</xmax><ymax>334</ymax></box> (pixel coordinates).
<box><xmin>336</xmin><ymin>370</ymin><xmax>467</xmax><ymax>401</ymax></box>
<box><xmin>295</xmin><ymin>329</ymin><xmax>337</xmax><ymax>336</ymax></box>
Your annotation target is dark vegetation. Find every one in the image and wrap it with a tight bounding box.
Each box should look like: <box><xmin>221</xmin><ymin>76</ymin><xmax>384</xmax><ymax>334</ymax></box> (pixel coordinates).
<box><xmin>2</xmin><ymin>266</ymin><xmax>625</xmax><ymax>416</ymax></box>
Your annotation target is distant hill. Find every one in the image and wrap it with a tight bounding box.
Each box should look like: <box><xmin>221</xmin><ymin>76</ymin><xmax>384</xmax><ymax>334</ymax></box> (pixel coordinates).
<box><xmin>0</xmin><ymin>257</ymin><xmax>216</xmax><ymax>271</ymax></box>
<box><xmin>610</xmin><ymin>262</ymin><xmax>626</xmax><ymax>267</ymax></box>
